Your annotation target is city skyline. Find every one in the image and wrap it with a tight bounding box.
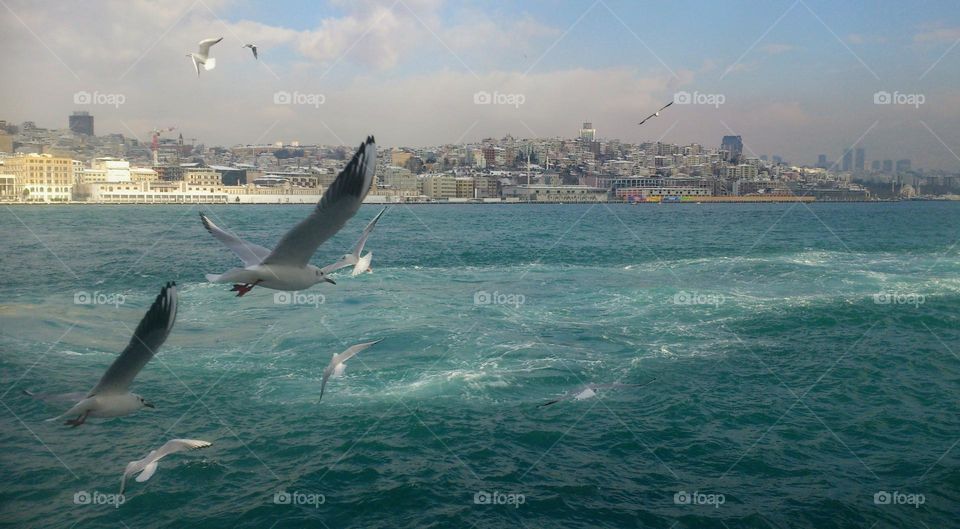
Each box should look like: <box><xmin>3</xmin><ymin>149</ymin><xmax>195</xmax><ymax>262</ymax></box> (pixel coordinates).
<box><xmin>1</xmin><ymin>0</ymin><xmax>960</xmax><ymax>169</ymax></box>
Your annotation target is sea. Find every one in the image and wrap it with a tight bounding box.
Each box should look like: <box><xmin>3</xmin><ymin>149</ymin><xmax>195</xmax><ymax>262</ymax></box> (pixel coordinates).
<box><xmin>0</xmin><ymin>202</ymin><xmax>957</xmax><ymax>528</ymax></box>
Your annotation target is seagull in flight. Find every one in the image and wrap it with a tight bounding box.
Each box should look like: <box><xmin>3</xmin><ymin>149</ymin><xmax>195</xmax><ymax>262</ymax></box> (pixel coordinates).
<box><xmin>322</xmin><ymin>206</ymin><xmax>387</xmax><ymax>277</ymax></box>
<box><xmin>120</xmin><ymin>439</ymin><xmax>212</xmax><ymax>495</ymax></box>
<box><xmin>319</xmin><ymin>340</ymin><xmax>382</xmax><ymax>402</ymax></box>
<box><xmin>637</xmin><ymin>101</ymin><xmax>674</xmax><ymax>126</ymax></box>
<box><xmin>200</xmin><ymin>136</ymin><xmax>377</xmax><ymax>297</ymax></box>
<box><xmin>186</xmin><ymin>37</ymin><xmax>223</xmax><ymax>77</ymax></box>
<box><xmin>537</xmin><ymin>378</ymin><xmax>657</xmax><ymax>408</ymax></box>
<box><xmin>242</xmin><ymin>43</ymin><xmax>258</xmax><ymax>60</ymax></box>
<box><xmin>49</xmin><ymin>283</ymin><xmax>177</xmax><ymax>426</ymax></box>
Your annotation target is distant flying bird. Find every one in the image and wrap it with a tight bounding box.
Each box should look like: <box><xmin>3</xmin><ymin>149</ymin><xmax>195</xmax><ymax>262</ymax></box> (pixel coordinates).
<box><xmin>637</xmin><ymin>101</ymin><xmax>674</xmax><ymax>126</ymax></box>
<box><xmin>120</xmin><ymin>439</ymin><xmax>212</xmax><ymax>495</ymax></box>
<box><xmin>186</xmin><ymin>37</ymin><xmax>223</xmax><ymax>77</ymax></box>
<box><xmin>48</xmin><ymin>283</ymin><xmax>178</xmax><ymax>426</ymax></box>
<box><xmin>322</xmin><ymin>206</ymin><xmax>387</xmax><ymax>277</ymax></box>
<box><xmin>242</xmin><ymin>43</ymin><xmax>258</xmax><ymax>60</ymax></box>
<box><xmin>537</xmin><ymin>379</ymin><xmax>657</xmax><ymax>408</ymax></box>
<box><xmin>201</xmin><ymin>136</ymin><xmax>377</xmax><ymax>297</ymax></box>
<box><xmin>319</xmin><ymin>340</ymin><xmax>382</xmax><ymax>402</ymax></box>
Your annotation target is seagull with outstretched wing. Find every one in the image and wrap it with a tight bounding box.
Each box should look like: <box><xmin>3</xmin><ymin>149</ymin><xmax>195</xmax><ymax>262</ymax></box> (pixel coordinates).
<box><xmin>186</xmin><ymin>37</ymin><xmax>223</xmax><ymax>77</ymax></box>
<box><xmin>49</xmin><ymin>283</ymin><xmax>177</xmax><ymax>426</ymax></box>
<box><xmin>538</xmin><ymin>378</ymin><xmax>657</xmax><ymax>408</ymax></box>
<box><xmin>242</xmin><ymin>43</ymin><xmax>258</xmax><ymax>60</ymax></box>
<box><xmin>201</xmin><ymin>136</ymin><xmax>377</xmax><ymax>297</ymax></box>
<box><xmin>319</xmin><ymin>340</ymin><xmax>382</xmax><ymax>402</ymax></box>
<box><xmin>120</xmin><ymin>439</ymin><xmax>212</xmax><ymax>495</ymax></box>
<box><xmin>638</xmin><ymin>101</ymin><xmax>674</xmax><ymax>126</ymax></box>
<box><xmin>321</xmin><ymin>206</ymin><xmax>387</xmax><ymax>277</ymax></box>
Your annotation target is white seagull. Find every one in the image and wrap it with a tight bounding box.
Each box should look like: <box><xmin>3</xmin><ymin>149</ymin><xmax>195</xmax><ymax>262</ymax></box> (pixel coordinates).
<box><xmin>201</xmin><ymin>136</ymin><xmax>377</xmax><ymax>297</ymax></box>
<box><xmin>186</xmin><ymin>37</ymin><xmax>223</xmax><ymax>77</ymax></box>
<box><xmin>49</xmin><ymin>283</ymin><xmax>178</xmax><ymax>426</ymax></box>
<box><xmin>637</xmin><ymin>101</ymin><xmax>674</xmax><ymax>126</ymax></box>
<box><xmin>319</xmin><ymin>340</ymin><xmax>382</xmax><ymax>402</ymax></box>
<box><xmin>242</xmin><ymin>43</ymin><xmax>258</xmax><ymax>60</ymax></box>
<box><xmin>120</xmin><ymin>439</ymin><xmax>212</xmax><ymax>495</ymax></box>
<box><xmin>537</xmin><ymin>378</ymin><xmax>657</xmax><ymax>408</ymax></box>
<box><xmin>321</xmin><ymin>206</ymin><xmax>387</xmax><ymax>277</ymax></box>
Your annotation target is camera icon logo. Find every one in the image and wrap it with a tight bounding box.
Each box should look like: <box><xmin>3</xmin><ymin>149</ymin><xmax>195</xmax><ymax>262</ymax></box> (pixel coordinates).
<box><xmin>673</xmin><ymin>91</ymin><xmax>692</xmax><ymax>105</ymax></box>
<box><xmin>473</xmin><ymin>91</ymin><xmax>492</xmax><ymax>105</ymax></box>
<box><xmin>74</xmin><ymin>291</ymin><xmax>91</xmax><ymax>305</ymax></box>
<box><xmin>273</xmin><ymin>91</ymin><xmax>292</xmax><ymax>105</ymax></box>
<box><xmin>73</xmin><ymin>91</ymin><xmax>92</xmax><ymax>105</ymax></box>
<box><xmin>874</xmin><ymin>491</ymin><xmax>891</xmax><ymax>505</ymax></box>
<box><xmin>474</xmin><ymin>490</ymin><xmax>492</xmax><ymax>504</ymax></box>
<box><xmin>274</xmin><ymin>491</ymin><xmax>292</xmax><ymax>504</ymax></box>
<box><xmin>674</xmin><ymin>491</ymin><xmax>691</xmax><ymax>505</ymax></box>
<box><xmin>873</xmin><ymin>91</ymin><xmax>892</xmax><ymax>105</ymax></box>
<box><xmin>273</xmin><ymin>292</ymin><xmax>292</xmax><ymax>305</ymax></box>
<box><xmin>474</xmin><ymin>291</ymin><xmax>492</xmax><ymax>305</ymax></box>
<box><xmin>74</xmin><ymin>490</ymin><xmax>92</xmax><ymax>505</ymax></box>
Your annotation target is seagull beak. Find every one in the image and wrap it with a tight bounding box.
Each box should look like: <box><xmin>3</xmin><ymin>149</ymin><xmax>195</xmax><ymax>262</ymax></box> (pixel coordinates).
<box><xmin>144</xmin><ymin>402</ymin><xmax>155</xmax><ymax>409</ymax></box>
<box><xmin>324</xmin><ymin>277</ymin><xmax>336</xmax><ymax>285</ymax></box>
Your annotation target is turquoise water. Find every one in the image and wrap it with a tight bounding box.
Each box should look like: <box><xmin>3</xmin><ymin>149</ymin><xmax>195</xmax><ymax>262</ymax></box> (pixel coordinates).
<box><xmin>0</xmin><ymin>203</ymin><xmax>958</xmax><ymax>528</ymax></box>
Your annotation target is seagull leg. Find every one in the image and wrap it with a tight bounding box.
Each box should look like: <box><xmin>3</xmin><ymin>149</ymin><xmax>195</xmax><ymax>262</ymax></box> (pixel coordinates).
<box><xmin>230</xmin><ymin>280</ymin><xmax>262</xmax><ymax>297</ymax></box>
<box><xmin>65</xmin><ymin>411</ymin><xmax>88</xmax><ymax>427</ymax></box>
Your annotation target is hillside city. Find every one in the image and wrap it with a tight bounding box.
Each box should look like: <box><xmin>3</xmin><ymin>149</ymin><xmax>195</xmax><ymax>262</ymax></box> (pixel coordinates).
<box><xmin>1</xmin><ymin>112</ymin><xmax>956</xmax><ymax>205</ymax></box>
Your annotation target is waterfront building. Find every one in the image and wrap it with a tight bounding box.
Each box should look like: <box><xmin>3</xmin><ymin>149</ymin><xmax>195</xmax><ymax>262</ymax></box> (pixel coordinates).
<box><xmin>4</xmin><ymin>153</ymin><xmax>74</xmax><ymax>202</ymax></box>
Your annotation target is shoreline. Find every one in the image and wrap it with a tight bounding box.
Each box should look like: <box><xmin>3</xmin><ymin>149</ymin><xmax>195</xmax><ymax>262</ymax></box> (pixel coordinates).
<box><xmin>0</xmin><ymin>198</ymin><xmax>944</xmax><ymax>206</ymax></box>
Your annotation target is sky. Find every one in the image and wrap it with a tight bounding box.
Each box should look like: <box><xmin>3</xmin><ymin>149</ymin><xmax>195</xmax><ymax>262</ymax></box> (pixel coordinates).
<box><xmin>2</xmin><ymin>0</ymin><xmax>960</xmax><ymax>169</ymax></box>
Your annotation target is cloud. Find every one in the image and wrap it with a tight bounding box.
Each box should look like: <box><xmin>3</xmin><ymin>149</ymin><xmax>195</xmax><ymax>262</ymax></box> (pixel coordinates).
<box><xmin>914</xmin><ymin>26</ymin><xmax>960</xmax><ymax>43</ymax></box>
<box><xmin>760</xmin><ymin>43</ymin><xmax>796</xmax><ymax>55</ymax></box>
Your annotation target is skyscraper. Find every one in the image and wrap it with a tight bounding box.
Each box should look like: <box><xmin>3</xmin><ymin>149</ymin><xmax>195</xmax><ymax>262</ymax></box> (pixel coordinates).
<box><xmin>841</xmin><ymin>149</ymin><xmax>853</xmax><ymax>172</ymax></box>
<box><xmin>882</xmin><ymin>160</ymin><xmax>893</xmax><ymax>173</ymax></box>
<box><xmin>896</xmin><ymin>159</ymin><xmax>911</xmax><ymax>174</ymax></box>
<box><xmin>871</xmin><ymin>160</ymin><xmax>881</xmax><ymax>172</ymax></box>
<box><xmin>69</xmin><ymin>111</ymin><xmax>94</xmax><ymax>135</ymax></box>
<box><xmin>721</xmin><ymin>135</ymin><xmax>743</xmax><ymax>163</ymax></box>
<box><xmin>579</xmin><ymin>122</ymin><xmax>596</xmax><ymax>142</ymax></box>
<box><xmin>817</xmin><ymin>154</ymin><xmax>828</xmax><ymax>168</ymax></box>
<box><xmin>855</xmin><ymin>147</ymin><xmax>865</xmax><ymax>172</ymax></box>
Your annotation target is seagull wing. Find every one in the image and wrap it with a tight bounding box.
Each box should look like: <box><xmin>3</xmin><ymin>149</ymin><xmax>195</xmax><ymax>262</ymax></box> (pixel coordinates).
<box><xmin>191</xmin><ymin>56</ymin><xmax>200</xmax><ymax>77</ymax></box>
<box><xmin>320</xmin><ymin>340</ymin><xmax>382</xmax><ymax>402</ymax></box>
<box><xmin>320</xmin><ymin>255</ymin><xmax>356</xmax><ymax>275</ymax></box>
<box><xmin>89</xmin><ymin>282</ymin><xmax>178</xmax><ymax>396</ymax></box>
<box><xmin>350</xmin><ymin>206</ymin><xmax>387</xmax><ymax>257</ymax></box>
<box><xmin>199</xmin><ymin>213</ymin><xmax>272</xmax><ymax>266</ymax></box>
<box><xmin>252</xmin><ymin>45</ymin><xmax>258</xmax><ymax>59</ymax></box>
<box><xmin>153</xmin><ymin>439</ymin><xmax>212</xmax><ymax>460</ymax></box>
<box><xmin>261</xmin><ymin>136</ymin><xmax>377</xmax><ymax>267</ymax></box>
<box><xmin>331</xmin><ymin>339</ymin><xmax>382</xmax><ymax>366</ymax></box>
<box><xmin>197</xmin><ymin>37</ymin><xmax>223</xmax><ymax>56</ymax></box>
<box><xmin>658</xmin><ymin>101</ymin><xmax>674</xmax><ymax>112</ymax></box>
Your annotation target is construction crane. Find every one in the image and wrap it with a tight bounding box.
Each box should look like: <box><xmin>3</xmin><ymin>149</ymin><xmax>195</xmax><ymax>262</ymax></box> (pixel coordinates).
<box><xmin>150</xmin><ymin>127</ymin><xmax>176</xmax><ymax>165</ymax></box>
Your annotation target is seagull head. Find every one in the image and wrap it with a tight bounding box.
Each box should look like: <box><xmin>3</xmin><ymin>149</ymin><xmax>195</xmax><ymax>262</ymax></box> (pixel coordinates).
<box><xmin>135</xmin><ymin>395</ymin><xmax>155</xmax><ymax>409</ymax></box>
<box><xmin>313</xmin><ymin>268</ymin><xmax>336</xmax><ymax>285</ymax></box>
